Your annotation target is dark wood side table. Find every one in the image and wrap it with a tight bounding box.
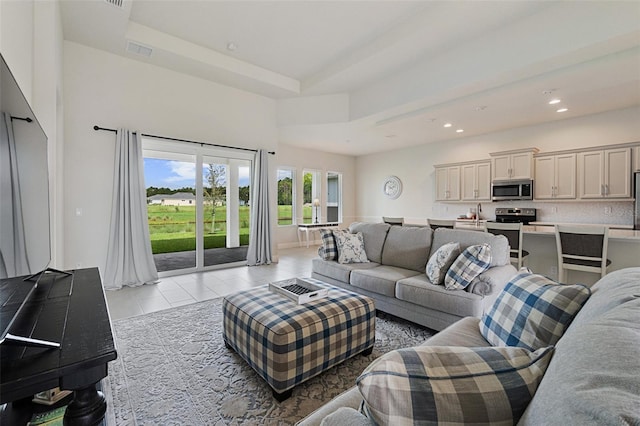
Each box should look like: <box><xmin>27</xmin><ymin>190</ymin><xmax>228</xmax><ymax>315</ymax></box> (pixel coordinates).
<box><xmin>1</xmin><ymin>267</ymin><xmax>117</xmax><ymax>425</ymax></box>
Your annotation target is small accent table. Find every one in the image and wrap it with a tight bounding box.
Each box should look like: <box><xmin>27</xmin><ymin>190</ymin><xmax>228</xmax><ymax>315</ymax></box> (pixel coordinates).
<box><xmin>297</xmin><ymin>222</ymin><xmax>339</xmax><ymax>248</ymax></box>
<box><xmin>222</xmin><ymin>278</ymin><xmax>375</xmax><ymax>401</ymax></box>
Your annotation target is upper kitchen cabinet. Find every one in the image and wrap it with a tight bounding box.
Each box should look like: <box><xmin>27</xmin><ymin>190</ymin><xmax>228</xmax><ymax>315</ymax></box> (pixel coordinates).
<box><xmin>490</xmin><ymin>148</ymin><xmax>539</xmax><ymax>181</ymax></box>
<box><xmin>534</xmin><ymin>153</ymin><xmax>576</xmax><ymax>200</ymax></box>
<box><xmin>578</xmin><ymin>148</ymin><xmax>631</xmax><ymax>199</ymax></box>
<box><xmin>634</xmin><ymin>145</ymin><xmax>640</xmax><ymax>172</ymax></box>
<box><xmin>461</xmin><ymin>161</ymin><xmax>491</xmax><ymax>201</ymax></box>
<box><xmin>435</xmin><ymin>165</ymin><xmax>460</xmax><ymax>201</ymax></box>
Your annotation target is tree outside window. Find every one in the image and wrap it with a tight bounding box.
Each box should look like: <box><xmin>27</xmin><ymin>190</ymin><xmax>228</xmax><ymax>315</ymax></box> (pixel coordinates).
<box><xmin>277</xmin><ymin>168</ymin><xmax>295</xmax><ymax>225</ymax></box>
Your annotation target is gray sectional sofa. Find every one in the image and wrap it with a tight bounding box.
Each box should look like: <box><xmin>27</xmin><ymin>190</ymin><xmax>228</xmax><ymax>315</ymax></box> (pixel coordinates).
<box><xmin>298</xmin><ymin>267</ymin><xmax>640</xmax><ymax>426</ymax></box>
<box><xmin>311</xmin><ymin>222</ymin><xmax>518</xmax><ymax>331</ymax></box>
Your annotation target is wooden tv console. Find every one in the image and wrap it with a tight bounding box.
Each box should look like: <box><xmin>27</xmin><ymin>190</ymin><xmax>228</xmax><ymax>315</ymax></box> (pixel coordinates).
<box><xmin>0</xmin><ymin>267</ymin><xmax>117</xmax><ymax>425</ymax></box>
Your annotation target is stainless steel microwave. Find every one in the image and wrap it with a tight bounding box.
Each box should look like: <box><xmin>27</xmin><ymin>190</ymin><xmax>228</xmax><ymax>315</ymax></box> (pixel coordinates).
<box><xmin>491</xmin><ymin>179</ymin><xmax>533</xmax><ymax>201</ymax></box>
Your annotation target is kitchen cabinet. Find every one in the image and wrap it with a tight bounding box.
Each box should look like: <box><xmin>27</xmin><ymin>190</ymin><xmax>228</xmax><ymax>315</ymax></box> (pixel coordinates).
<box><xmin>490</xmin><ymin>148</ymin><xmax>538</xmax><ymax>181</ymax></box>
<box><xmin>633</xmin><ymin>145</ymin><xmax>640</xmax><ymax>172</ymax></box>
<box><xmin>578</xmin><ymin>148</ymin><xmax>631</xmax><ymax>199</ymax></box>
<box><xmin>534</xmin><ymin>153</ymin><xmax>576</xmax><ymax>199</ymax></box>
<box><xmin>461</xmin><ymin>161</ymin><xmax>491</xmax><ymax>201</ymax></box>
<box><xmin>435</xmin><ymin>165</ymin><xmax>460</xmax><ymax>201</ymax></box>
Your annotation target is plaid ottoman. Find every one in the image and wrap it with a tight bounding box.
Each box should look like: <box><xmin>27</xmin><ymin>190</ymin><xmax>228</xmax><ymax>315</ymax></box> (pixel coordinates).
<box><xmin>222</xmin><ymin>278</ymin><xmax>376</xmax><ymax>401</ymax></box>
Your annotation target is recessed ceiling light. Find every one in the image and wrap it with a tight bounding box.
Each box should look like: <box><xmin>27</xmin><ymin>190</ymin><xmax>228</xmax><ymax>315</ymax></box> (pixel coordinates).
<box><xmin>444</xmin><ymin>123</ymin><xmax>452</xmax><ymax>128</ymax></box>
<box><xmin>542</xmin><ymin>89</ymin><xmax>556</xmax><ymax>95</ymax></box>
<box><xmin>456</xmin><ymin>129</ymin><xmax>464</xmax><ymax>133</ymax></box>
<box><xmin>226</xmin><ymin>42</ymin><xmax>238</xmax><ymax>51</ymax></box>
<box><xmin>475</xmin><ymin>106</ymin><xmax>487</xmax><ymax>111</ymax></box>
<box><xmin>549</xmin><ymin>99</ymin><xmax>561</xmax><ymax>105</ymax></box>
<box><xmin>556</xmin><ymin>108</ymin><xmax>568</xmax><ymax>113</ymax></box>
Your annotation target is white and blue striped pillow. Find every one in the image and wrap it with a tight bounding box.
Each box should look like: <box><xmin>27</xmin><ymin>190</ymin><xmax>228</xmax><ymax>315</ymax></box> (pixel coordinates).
<box><xmin>444</xmin><ymin>243</ymin><xmax>492</xmax><ymax>290</ymax></box>
<box><xmin>479</xmin><ymin>272</ymin><xmax>591</xmax><ymax>350</ymax></box>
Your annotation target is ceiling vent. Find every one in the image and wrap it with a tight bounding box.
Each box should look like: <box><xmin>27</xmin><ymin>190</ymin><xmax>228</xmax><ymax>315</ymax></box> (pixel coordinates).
<box><xmin>126</xmin><ymin>41</ymin><xmax>153</xmax><ymax>58</ymax></box>
<box><xmin>104</xmin><ymin>0</ymin><xmax>125</xmax><ymax>9</ymax></box>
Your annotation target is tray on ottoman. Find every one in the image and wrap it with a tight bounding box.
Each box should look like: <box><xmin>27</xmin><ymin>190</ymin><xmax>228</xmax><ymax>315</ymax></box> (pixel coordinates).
<box><xmin>222</xmin><ymin>278</ymin><xmax>375</xmax><ymax>401</ymax></box>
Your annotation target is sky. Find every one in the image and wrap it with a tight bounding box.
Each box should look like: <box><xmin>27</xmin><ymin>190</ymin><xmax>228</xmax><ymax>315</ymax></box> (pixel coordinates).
<box><xmin>144</xmin><ymin>158</ymin><xmax>250</xmax><ymax>190</ymax></box>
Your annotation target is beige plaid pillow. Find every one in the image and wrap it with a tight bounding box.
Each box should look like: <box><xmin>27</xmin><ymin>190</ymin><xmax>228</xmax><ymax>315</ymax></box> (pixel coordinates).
<box><xmin>357</xmin><ymin>345</ymin><xmax>554</xmax><ymax>425</ymax></box>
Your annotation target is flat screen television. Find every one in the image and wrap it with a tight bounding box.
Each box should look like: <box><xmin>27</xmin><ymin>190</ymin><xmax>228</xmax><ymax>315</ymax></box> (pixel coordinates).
<box><xmin>0</xmin><ymin>52</ymin><xmax>63</xmax><ymax>348</ymax></box>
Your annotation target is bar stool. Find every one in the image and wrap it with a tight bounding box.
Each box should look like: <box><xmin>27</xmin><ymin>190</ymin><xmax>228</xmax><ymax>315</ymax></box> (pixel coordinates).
<box><xmin>486</xmin><ymin>222</ymin><xmax>529</xmax><ymax>269</ymax></box>
<box><xmin>554</xmin><ymin>224</ymin><xmax>611</xmax><ymax>283</ymax></box>
<box><xmin>427</xmin><ymin>219</ymin><xmax>455</xmax><ymax>230</ymax></box>
<box><xmin>382</xmin><ymin>216</ymin><xmax>404</xmax><ymax>226</ymax></box>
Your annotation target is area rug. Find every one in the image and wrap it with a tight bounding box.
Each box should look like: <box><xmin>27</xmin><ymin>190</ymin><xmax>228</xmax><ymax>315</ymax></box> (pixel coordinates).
<box><xmin>105</xmin><ymin>297</ymin><xmax>434</xmax><ymax>425</ymax></box>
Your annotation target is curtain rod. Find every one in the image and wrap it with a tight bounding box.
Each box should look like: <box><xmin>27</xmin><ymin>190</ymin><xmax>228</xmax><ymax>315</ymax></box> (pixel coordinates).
<box><xmin>11</xmin><ymin>116</ymin><xmax>32</xmax><ymax>123</ymax></box>
<box><xmin>93</xmin><ymin>125</ymin><xmax>275</xmax><ymax>155</ymax></box>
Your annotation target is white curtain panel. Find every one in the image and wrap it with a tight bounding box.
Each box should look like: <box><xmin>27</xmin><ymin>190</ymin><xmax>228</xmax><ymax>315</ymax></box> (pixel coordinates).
<box><xmin>104</xmin><ymin>129</ymin><xmax>158</xmax><ymax>290</ymax></box>
<box><xmin>0</xmin><ymin>113</ymin><xmax>29</xmax><ymax>278</ymax></box>
<box><xmin>247</xmin><ymin>149</ymin><xmax>272</xmax><ymax>266</ymax></box>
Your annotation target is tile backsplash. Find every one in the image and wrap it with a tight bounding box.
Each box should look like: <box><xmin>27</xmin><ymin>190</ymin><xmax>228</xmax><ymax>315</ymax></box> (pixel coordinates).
<box><xmin>432</xmin><ymin>200</ymin><xmax>635</xmax><ymax>227</ymax></box>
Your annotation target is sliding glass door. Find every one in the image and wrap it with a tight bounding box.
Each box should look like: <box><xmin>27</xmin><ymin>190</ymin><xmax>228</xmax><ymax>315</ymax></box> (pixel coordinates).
<box><xmin>201</xmin><ymin>157</ymin><xmax>251</xmax><ymax>268</ymax></box>
<box><xmin>142</xmin><ymin>138</ymin><xmax>252</xmax><ymax>274</ymax></box>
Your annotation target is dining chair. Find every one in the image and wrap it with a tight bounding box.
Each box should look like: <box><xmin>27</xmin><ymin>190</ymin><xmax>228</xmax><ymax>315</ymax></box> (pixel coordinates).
<box><xmin>382</xmin><ymin>216</ymin><xmax>404</xmax><ymax>226</ymax></box>
<box><xmin>427</xmin><ymin>219</ymin><xmax>455</xmax><ymax>230</ymax></box>
<box><xmin>554</xmin><ymin>224</ymin><xmax>611</xmax><ymax>283</ymax></box>
<box><xmin>486</xmin><ymin>222</ymin><xmax>529</xmax><ymax>269</ymax></box>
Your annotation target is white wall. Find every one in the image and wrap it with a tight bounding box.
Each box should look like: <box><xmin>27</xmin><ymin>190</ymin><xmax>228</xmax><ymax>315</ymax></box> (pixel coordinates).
<box><xmin>356</xmin><ymin>106</ymin><xmax>640</xmax><ymax>225</ymax></box>
<box><xmin>63</xmin><ymin>41</ymin><xmax>278</xmax><ymax>273</ymax></box>
<box><xmin>275</xmin><ymin>143</ymin><xmax>357</xmax><ymax>249</ymax></box>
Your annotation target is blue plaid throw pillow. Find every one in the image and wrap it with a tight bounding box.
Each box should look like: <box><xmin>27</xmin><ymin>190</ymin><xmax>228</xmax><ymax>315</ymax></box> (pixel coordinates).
<box><xmin>318</xmin><ymin>229</ymin><xmax>339</xmax><ymax>261</ymax></box>
<box><xmin>444</xmin><ymin>243</ymin><xmax>492</xmax><ymax>290</ymax></box>
<box><xmin>357</xmin><ymin>345</ymin><xmax>554</xmax><ymax>425</ymax></box>
<box><xmin>479</xmin><ymin>272</ymin><xmax>591</xmax><ymax>350</ymax></box>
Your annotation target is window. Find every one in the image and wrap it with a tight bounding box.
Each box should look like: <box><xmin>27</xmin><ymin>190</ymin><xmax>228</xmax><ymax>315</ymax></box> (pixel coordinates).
<box><xmin>303</xmin><ymin>169</ymin><xmax>321</xmax><ymax>224</ymax></box>
<box><xmin>327</xmin><ymin>171</ymin><xmax>342</xmax><ymax>223</ymax></box>
<box><xmin>277</xmin><ymin>168</ymin><xmax>295</xmax><ymax>225</ymax></box>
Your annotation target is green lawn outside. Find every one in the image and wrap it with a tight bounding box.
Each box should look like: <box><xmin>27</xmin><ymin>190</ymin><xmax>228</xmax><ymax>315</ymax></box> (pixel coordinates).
<box><xmin>277</xmin><ymin>205</ymin><xmax>312</xmax><ymax>225</ymax></box>
<box><xmin>147</xmin><ymin>204</ymin><xmax>250</xmax><ymax>254</ymax></box>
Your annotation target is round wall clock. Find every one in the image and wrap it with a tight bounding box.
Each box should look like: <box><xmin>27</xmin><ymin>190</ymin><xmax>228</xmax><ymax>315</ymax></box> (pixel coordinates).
<box><xmin>382</xmin><ymin>175</ymin><xmax>402</xmax><ymax>199</ymax></box>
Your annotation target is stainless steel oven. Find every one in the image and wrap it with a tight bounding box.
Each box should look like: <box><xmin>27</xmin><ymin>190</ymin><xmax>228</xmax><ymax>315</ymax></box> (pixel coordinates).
<box><xmin>491</xmin><ymin>179</ymin><xmax>533</xmax><ymax>201</ymax></box>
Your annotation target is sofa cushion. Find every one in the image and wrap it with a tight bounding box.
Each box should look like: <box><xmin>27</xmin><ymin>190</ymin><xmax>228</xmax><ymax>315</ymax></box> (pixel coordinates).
<box><xmin>312</xmin><ymin>258</ymin><xmax>379</xmax><ymax>284</ymax></box>
<box><xmin>520</xmin><ymin>268</ymin><xmax>640</xmax><ymax>424</ymax></box>
<box><xmin>351</xmin><ymin>266</ymin><xmax>421</xmax><ymax>297</ymax></box>
<box><xmin>381</xmin><ymin>225</ymin><xmax>432</xmax><ymax>272</ymax></box>
<box><xmin>480</xmin><ymin>272</ymin><xmax>591</xmax><ymax>351</ymax></box>
<box><xmin>319</xmin><ymin>407</ymin><xmax>371</xmax><ymax>426</ymax></box>
<box><xmin>348</xmin><ymin>222</ymin><xmax>390</xmax><ymax>263</ymax></box>
<box><xmin>396</xmin><ymin>275</ymin><xmax>486</xmax><ymax>318</ymax></box>
<box><xmin>430</xmin><ymin>228</ymin><xmax>509</xmax><ymax>266</ymax></box>
<box><xmin>356</xmin><ymin>345</ymin><xmax>554</xmax><ymax>426</ymax></box>
<box><xmin>317</xmin><ymin>228</ymin><xmax>339</xmax><ymax>261</ymax></box>
<box><xmin>444</xmin><ymin>244</ymin><xmax>492</xmax><ymax>290</ymax></box>
<box><xmin>425</xmin><ymin>242</ymin><xmax>460</xmax><ymax>285</ymax></box>
<box><xmin>335</xmin><ymin>231</ymin><xmax>370</xmax><ymax>264</ymax></box>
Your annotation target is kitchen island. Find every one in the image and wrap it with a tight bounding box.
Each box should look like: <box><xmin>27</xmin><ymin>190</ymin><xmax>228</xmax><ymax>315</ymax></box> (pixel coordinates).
<box><xmin>521</xmin><ymin>224</ymin><xmax>640</xmax><ymax>285</ymax></box>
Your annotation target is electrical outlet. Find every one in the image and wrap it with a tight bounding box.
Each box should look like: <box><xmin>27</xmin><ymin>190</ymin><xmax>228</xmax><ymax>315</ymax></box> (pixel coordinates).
<box><xmin>549</xmin><ymin>266</ymin><xmax>558</xmax><ymax>277</ymax></box>
<box><xmin>551</xmin><ymin>206</ymin><xmax>558</xmax><ymax>213</ymax></box>
<box><xmin>604</xmin><ymin>206</ymin><xmax>612</xmax><ymax>215</ymax></box>
<box><xmin>75</xmin><ymin>262</ymin><xmax>82</xmax><ymax>269</ymax></box>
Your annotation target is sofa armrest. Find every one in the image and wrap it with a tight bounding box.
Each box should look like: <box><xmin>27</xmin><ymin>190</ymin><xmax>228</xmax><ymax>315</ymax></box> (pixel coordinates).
<box><xmin>467</xmin><ymin>264</ymin><xmax>517</xmax><ymax>297</ymax></box>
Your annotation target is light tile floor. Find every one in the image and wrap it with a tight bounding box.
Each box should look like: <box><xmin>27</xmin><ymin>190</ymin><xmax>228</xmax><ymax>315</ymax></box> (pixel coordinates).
<box><xmin>105</xmin><ymin>246</ymin><xmax>318</xmax><ymax>320</ymax></box>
